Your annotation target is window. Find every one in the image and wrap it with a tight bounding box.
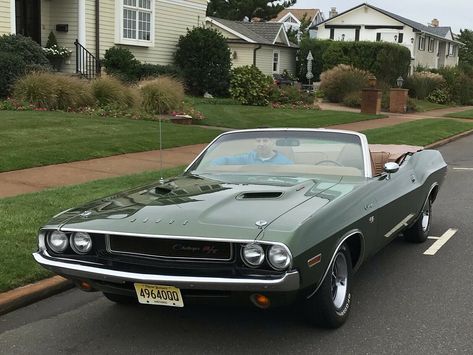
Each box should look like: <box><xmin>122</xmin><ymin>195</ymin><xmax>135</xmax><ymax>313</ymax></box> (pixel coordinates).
<box><xmin>273</xmin><ymin>51</ymin><xmax>280</xmax><ymax>73</ymax></box>
<box><xmin>428</xmin><ymin>37</ymin><xmax>435</xmax><ymax>52</ymax></box>
<box><xmin>448</xmin><ymin>43</ymin><xmax>456</xmax><ymax>57</ymax></box>
<box><xmin>117</xmin><ymin>0</ymin><xmax>154</xmax><ymax>45</ymax></box>
<box><xmin>398</xmin><ymin>33</ymin><xmax>403</xmax><ymax>43</ymax></box>
<box><xmin>418</xmin><ymin>36</ymin><xmax>426</xmax><ymax>51</ymax></box>
<box><xmin>376</xmin><ymin>33</ymin><xmax>381</xmax><ymax>42</ymax></box>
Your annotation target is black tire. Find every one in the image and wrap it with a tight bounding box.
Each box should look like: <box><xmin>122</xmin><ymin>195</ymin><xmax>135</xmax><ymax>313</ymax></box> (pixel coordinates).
<box><xmin>103</xmin><ymin>292</ymin><xmax>137</xmax><ymax>304</ymax></box>
<box><xmin>405</xmin><ymin>197</ymin><xmax>432</xmax><ymax>243</ymax></box>
<box><xmin>304</xmin><ymin>243</ymin><xmax>353</xmax><ymax>328</ymax></box>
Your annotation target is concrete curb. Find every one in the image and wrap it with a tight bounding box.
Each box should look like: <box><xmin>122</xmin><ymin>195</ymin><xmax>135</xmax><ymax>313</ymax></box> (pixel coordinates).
<box><xmin>2</xmin><ymin>128</ymin><xmax>473</xmax><ymax>316</ymax></box>
<box><xmin>0</xmin><ymin>276</ymin><xmax>74</xmax><ymax>316</ymax></box>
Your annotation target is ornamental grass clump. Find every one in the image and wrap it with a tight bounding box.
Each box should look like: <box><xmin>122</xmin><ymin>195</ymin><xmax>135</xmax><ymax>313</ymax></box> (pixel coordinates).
<box><xmin>140</xmin><ymin>76</ymin><xmax>185</xmax><ymax>115</ymax></box>
<box><xmin>319</xmin><ymin>64</ymin><xmax>371</xmax><ymax>103</ymax></box>
<box><xmin>13</xmin><ymin>72</ymin><xmax>94</xmax><ymax>110</ymax></box>
<box><xmin>404</xmin><ymin>71</ymin><xmax>445</xmax><ymax>100</ymax></box>
<box><xmin>91</xmin><ymin>76</ymin><xmax>138</xmax><ymax>109</ymax></box>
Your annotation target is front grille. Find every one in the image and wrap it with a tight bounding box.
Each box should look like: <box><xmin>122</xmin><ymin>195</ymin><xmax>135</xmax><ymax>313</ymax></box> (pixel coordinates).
<box><xmin>107</xmin><ymin>235</ymin><xmax>232</xmax><ymax>261</ymax></box>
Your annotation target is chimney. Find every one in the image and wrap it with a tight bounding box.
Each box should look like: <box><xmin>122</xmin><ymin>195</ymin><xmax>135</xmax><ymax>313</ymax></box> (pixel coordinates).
<box><xmin>431</xmin><ymin>18</ymin><xmax>439</xmax><ymax>27</ymax></box>
<box><xmin>329</xmin><ymin>7</ymin><xmax>338</xmax><ymax>18</ymax></box>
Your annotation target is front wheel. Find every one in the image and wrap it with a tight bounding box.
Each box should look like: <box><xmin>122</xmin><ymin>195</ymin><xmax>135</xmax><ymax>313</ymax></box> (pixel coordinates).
<box><xmin>304</xmin><ymin>243</ymin><xmax>353</xmax><ymax>328</ymax></box>
<box><xmin>405</xmin><ymin>197</ymin><xmax>432</xmax><ymax>243</ymax></box>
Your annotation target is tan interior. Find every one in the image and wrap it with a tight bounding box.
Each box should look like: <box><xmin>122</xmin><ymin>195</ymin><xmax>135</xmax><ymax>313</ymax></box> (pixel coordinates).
<box><xmin>369</xmin><ymin>144</ymin><xmax>423</xmax><ymax>176</ymax></box>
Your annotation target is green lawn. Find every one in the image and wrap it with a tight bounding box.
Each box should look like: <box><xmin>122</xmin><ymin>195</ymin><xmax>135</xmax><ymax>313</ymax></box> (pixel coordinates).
<box><xmin>0</xmin><ymin>167</ymin><xmax>184</xmax><ymax>292</ymax></box>
<box><xmin>445</xmin><ymin>109</ymin><xmax>473</xmax><ymax>119</ymax></box>
<box><xmin>363</xmin><ymin>119</ymin><xmax>473</xmax><ymax>146</ymax></box>
<box><xmin>195</xmin><ymin>104</ymin><xmax>384</xmax><ymax>129</ymax></box>
<box><xmin>410</xmin><ymin>99</ymin><xmax>450</xmax><ymax>112</ymax></box>
<box><xmin>0</xmin><ymin>111</ymin><xmax>220</xmax><ymax>172</ymax></box>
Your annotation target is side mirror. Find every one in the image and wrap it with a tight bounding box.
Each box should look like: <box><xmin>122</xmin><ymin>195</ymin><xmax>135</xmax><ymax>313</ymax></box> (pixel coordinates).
<box><xmin>383</xmin><ymin>162</ymin><xmax>399</xmax><ymax>179</ymax></box>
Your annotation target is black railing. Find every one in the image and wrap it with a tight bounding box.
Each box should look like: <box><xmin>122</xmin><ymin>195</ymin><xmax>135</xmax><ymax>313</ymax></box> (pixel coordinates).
<box><xmin>74</xmin><ymin>39</ymin><xmax>101</xmax><ymax>79</ymax></box>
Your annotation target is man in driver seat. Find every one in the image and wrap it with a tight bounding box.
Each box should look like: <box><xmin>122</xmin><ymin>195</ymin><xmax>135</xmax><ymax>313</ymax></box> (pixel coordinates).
<box><xmin>212</xmin><ymin>137</ymin><xmax>293</xmax><ymax>165</ymax></box>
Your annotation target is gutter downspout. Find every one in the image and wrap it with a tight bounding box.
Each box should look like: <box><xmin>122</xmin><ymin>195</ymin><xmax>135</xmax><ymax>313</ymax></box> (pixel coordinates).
<box><xmin>95</xmin><ymin>0</ymin><xmax>100</xmax><ymax>74</ymax></box>
<box><xmin>253</xmin><ymin>44</ymin><xmax>262</xmax><ymax>66</ymax></box>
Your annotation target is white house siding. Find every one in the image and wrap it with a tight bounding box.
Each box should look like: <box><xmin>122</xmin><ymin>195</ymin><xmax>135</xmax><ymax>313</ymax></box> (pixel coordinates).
<box><xmin>0</xmin><ymin>0</ymin><xmax>11</xmax><ymax>35</ymax></box>
<box><xmin>99</xmin><ymin>0</ymin><xmax>207</xmax><ymax>65</ymax></box>
<box><xmin>255</xmin><ymin>45</ymin><xmax>296</xmax><ymax>76</ymax></box>
<box><xmin>279</xmin><ymin>47</ymin><xmax>296</xmax><ymax>75</ymax></box>
<box><xmin>40</xmin><ymin>0</ymin><xmax>78</xmax><ymax>73</ymax></box>
<box><xmin>227</xmin><ymin>43</ymin><xmax>257</xmax><ymax>68</ymax></box>
<box><xmin>85</xmin><ymin>0</ymin><xmax>96</xmax><ymax>56</ymax></box>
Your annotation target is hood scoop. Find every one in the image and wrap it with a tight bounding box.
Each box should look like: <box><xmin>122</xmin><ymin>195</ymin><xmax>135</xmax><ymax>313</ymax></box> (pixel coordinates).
<box><xmin>237</xmin><ymin>192</ymin><xmax>283</xmax><ymax>199</ymax></box>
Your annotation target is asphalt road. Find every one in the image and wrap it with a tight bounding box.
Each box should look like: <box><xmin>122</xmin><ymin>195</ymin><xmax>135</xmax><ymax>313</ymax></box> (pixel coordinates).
<box><xmin>1</xmin><ymin>135</ymin><xmax>473</xmax><ymax>354</ymax></box>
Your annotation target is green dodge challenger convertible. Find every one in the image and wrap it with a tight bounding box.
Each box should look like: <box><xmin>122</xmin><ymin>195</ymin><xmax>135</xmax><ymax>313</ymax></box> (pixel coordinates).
<box><xmin>33</xmin><ymin>128</ymin><xmax>447</xmax><ymax>328</ymax></box>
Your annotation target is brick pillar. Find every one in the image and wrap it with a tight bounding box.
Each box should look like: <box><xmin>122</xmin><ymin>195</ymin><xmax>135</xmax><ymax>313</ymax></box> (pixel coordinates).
<box><xmin>389</xmin><ymin>88</ymin><xmax>409</xmax><ymax>113</ymax></box>
<box><xmin>361</xmin><ymin>88</ymin><xmax>382</xmax><ymax>114</ymax></box>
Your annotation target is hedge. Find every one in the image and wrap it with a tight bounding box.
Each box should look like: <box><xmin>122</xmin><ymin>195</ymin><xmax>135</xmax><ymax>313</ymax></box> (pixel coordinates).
<box><xmin>297</xmin><ymin>39</ymin><xmax>411</xmax><ymax>85</ymax></box>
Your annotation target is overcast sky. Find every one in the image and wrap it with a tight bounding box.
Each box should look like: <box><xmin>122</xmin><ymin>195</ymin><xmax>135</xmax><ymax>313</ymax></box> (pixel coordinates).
<box><xmin>291</xmin><ymin>0</ymin><xmax>471</xmax><ymax>33</ymax></box>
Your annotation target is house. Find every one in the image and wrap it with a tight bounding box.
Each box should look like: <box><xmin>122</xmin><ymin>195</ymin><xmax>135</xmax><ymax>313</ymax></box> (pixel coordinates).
<box><xmin>309</xmin><ymin>3</ymin><xmax>462</xmax><ymax>71</ymax></box>
<box><xmin>270</xmin><ymin>8</ymin><xmax>324</xmax><ymax>32</ymax></box>
<box><xmin>0</xmin><ymin>0</ymin><xmax>207</xmax><ymax>77</ymax></box>
<box><xmin>206</xmin><ymin>17</ymin><xmax>298</xmax><ymax>76</ymax></box>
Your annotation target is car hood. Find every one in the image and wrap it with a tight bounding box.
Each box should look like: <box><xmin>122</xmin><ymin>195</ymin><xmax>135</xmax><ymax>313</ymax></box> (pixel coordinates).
<box><xmin>48</xmin><ymin>175</ymin><xmax>345</xmax><ymax>241</ymax></box>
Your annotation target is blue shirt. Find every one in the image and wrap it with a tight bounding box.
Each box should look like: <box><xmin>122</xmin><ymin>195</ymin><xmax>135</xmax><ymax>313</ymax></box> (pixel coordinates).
<box><xmin>212</xmin><ymin>150</ymin><xmax>293</xmax><ymax>165</ymax></box>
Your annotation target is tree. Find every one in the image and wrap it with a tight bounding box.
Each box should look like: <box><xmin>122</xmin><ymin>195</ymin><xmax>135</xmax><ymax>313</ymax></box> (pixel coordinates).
<box><xmin>174</xmin><ymin>27</ymin><xmax>231</xmax><ymax>96</ymax></box>
<box><xmin>207</xmin><ymin>0</ymin><xmax>297</xmax><ymax>21</ymax></box>
<box><xmin>458</xmin><ymin>29</ymin><xmax>473</xmax><ymax>67</ymax></box>
<box><xmin>286</xmin><ymin>12</ymin><xmax>312</xmax><ymax>44</ymax></box>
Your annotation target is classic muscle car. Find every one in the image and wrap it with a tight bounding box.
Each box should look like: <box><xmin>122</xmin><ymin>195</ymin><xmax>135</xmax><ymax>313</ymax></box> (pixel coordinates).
<box><xmin>33</xmin><ymin>128</ymin><xmax>447</xmax><ymax>328</ymax></box>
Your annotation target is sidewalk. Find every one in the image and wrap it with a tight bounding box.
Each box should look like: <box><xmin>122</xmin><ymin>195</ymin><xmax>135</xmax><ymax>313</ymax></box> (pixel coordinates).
<box><xmin>1</xmin><ymin>103</ymin><xmax>473</xmax><ymax>315</ymax></box>
<box><xmin>1</xmin><ymin>104</ymin><xmax>471</xmax><ymax>199</ymax></box>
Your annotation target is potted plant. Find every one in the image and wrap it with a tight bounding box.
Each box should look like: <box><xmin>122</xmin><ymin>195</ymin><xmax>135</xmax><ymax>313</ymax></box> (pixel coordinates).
<box><xmin>43</xmin><ymin>32</ymin><xmax>72</xmax><ymax>71</ymax></box>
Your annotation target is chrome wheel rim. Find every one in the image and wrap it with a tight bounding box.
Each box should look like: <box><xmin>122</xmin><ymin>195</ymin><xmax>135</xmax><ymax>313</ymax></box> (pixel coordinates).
<box><xmin>421</xmin><ymin>204</ymin><xmax>430</xmax><ymax>232</ymax></box>
<box><xmin>331</xmin><ymin>252</ymin><xmax>348</xmax><ymax>309</ymax></box>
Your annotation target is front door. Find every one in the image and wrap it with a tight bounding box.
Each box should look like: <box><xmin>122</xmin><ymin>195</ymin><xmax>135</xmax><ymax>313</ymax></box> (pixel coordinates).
<box><xmin>15</xmin><ymin>0</ymin><xmax>41</xmax><ymax>44</ymax></box>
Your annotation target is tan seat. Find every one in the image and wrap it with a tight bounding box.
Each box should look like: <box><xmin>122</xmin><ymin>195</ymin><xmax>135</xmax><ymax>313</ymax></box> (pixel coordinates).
<box><xmin>370</xmin><ymin>151</ymin><xmax>391</xmax><ymax>176</ymax></box>
<box><xmin>369</xmin><ymin>144</ymin><xmax>423</xmax><ymax>176</ymax></box>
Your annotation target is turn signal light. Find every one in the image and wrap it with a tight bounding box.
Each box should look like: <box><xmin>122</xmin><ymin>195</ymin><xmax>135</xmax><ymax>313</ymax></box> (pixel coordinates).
<box><xmin>250</xmin><ymin>294</ymin><xmax>271</xmax><ymax>309</ymax></box>
<box><xmin>78</xmin><ymin>280</ymin><xmax>93</xmax><ymax>292</ymax></box>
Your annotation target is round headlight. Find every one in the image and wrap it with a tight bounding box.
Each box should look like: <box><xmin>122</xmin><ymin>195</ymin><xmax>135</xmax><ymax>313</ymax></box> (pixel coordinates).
<box><xmin>48</xmin><ymin>231</ymin><xmax>69</xmax><ymax>253</ymax></box>
<box><xmin>267</xmin><ymin>245</ymin><xmax>291</xmax><ymax>270</ymax></box>
<box><xmin>71</xmin><ymin>232</ymin><xmax>92</xmax><ymax>254</ymax></box>
<box><xmin>242</xmin><ymin>243</ymin><xmax>265</xmax><ymax>267</ymax></box>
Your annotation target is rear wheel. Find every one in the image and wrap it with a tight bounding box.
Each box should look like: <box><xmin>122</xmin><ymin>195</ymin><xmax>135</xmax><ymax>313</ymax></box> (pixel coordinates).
<box><xmin>305</xmin><ymin>243</ymin><xmax>352</xmax><ymax>328</ymax></box>
<box><xmin>405</xmin><ymin>197</ymin><xmax>432</xmax><ymax>243</ymax></box>
<box><xmin>103</xmin><ymin>292</ymin><xmax>137</xmax><ymax>304</ymax></box>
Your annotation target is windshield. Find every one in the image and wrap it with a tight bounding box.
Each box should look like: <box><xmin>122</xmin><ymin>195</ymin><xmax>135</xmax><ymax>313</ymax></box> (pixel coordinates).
<box><xmin>188</xmin><ymin>131</ymin><xmax>365</xmax><ymax>184</ymax></box>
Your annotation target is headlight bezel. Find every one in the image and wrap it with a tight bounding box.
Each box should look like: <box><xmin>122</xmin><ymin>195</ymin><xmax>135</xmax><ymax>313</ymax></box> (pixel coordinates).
<box><xmin>47</xmin><ymin>230</ymin><xmax>69</xmax><ymax>253</ymax></box>
<box><xmin>267</xmin><ymin>244</ymin><xmax>292</xmax><ymax>271</ymax></box>
<box><xmin>241</xmin><ymin>243</ymin><xmax>265</xmax><ymax>268</ymax></box>
<box><xmin>70</xmin><ymin>232</ymin><xmax>93</xmax><ymax>254</ymax></box>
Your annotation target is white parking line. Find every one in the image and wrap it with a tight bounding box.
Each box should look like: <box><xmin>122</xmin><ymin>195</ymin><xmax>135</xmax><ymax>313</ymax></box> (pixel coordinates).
<box><xmin>427</xmin><ymin>236</ymin><xmax>440</xmax><ymax>240</ymax></box>
<box><xmin>453</xmin><ymin>168</ymin><xmax>473</xmax><ymax>171</ymax></box>
<box><xmin>424</xmin><ymin>229</ymin><xmax>458</xmax><ymax>255</ymax></box>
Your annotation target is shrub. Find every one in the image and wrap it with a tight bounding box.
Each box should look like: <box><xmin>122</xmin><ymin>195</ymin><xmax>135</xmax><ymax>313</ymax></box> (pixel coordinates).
<box><xmin>140</xmin><ymin>76</ymin><xmax>185</xmax><ymax>115</ymax></box>
<box><xmin>0</xmin><ymin>34</ymin><xmax>51</xmax><ymax>98</ymax></box>
<box><xmin>342</xmin><ymin>91</ymin><xmax>362</xmax><ymax>108</ymax></box>
<box><xmin>319</xmin><ymin>64</ymin><xmax>371</xmax><ymax>103</ymax></box>
<box><xmin>270</xmin><ymin>85</ymin><xmax>314</xmax><ymax>105</ymax></box>
<box><xmin>427</xmin><ymin>88</ymin><xmax>451</xmax><ymax>105</ymax></box>
<box><xmin>404</xmin><ymin>71</ymin><xmax>445</xmax><ymax>99</ymax></box>
<box><xmin>297</xmin><ymin>39</ymin><xmax>410</xmax><ymax>84</ymax></box>
<box><xmin>436</xmin><ymin>66</ymin><xmax>473</xmax><ymax>105</ymax></box>
<box><xmin>0</xmin><ymin>52</ymin><xmax>26</xmax><ymax>98</ymax></box>
<box><xmin>0</xmin><ymin>34</ymin><xmax>49</xmax><ymax>66</ymax></box>
<box><xmin>91</xmin><ymin>76</ymin><xmax>137</xmax><ymax>109</ymax></box>
<box><xmin>13</xmin><ymin>72</ymin><xmax>94</xmax><ymax>110</ymax></box>
<box><xmin>102</xmin><ymin>46</ymin><xmax>139</xmax><ymax>82</ymax></box>
<box><xmin>135</xmin><ymin>63</ymin><xmax>182</xmax><ymax>80</ymax></box>
<box><xmin>175</xmin><ymin>27</ymin><xmax>231</xmax><ymax>96</ymax></box>
<box><xmin>407</xmin><ymin>97</ymin><xmax>418</xmax><ymax>112</ymax></box>
<box><xmin>230</xmin><ymin>66</ymin><xmax>273</xmax><ymax>106</ymax></box>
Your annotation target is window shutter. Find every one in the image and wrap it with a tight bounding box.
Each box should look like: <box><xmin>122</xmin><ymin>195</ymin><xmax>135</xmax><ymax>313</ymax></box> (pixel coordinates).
<box><xmin>376</xmin><ymin>33</ymin><xmax>381</xmax><ymax>41</ymax></box>
<box><xmin>398</xmin><ymin>33</ymin><xmax>403</xmax><ymax>43</ymax></box>
<box><xmin>330</xmin><ymin>28</ymin><xmax>334</xmax><ymax>40</ymax></box>
<box><xmin>355</xmin><ymin>29</ymin><xmax>360</xmax><ymax>41</ymax></box>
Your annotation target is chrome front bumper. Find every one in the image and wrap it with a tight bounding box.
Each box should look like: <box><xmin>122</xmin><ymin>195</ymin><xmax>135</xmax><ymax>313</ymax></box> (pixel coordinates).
<box><xmin>33</xmin><ymin>252</ymin><xmax>300</xmax><ymax>292</ymax></box>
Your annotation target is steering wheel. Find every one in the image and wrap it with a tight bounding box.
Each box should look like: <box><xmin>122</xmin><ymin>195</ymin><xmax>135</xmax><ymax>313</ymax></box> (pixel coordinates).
<box><xmin>314</xmin><ymin>160</ymin><xmax>343</xmax><ymax>167</ymax></box>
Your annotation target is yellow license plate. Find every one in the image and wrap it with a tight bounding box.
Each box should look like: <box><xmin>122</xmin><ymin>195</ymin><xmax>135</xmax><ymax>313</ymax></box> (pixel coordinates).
<box><xmin>134</xmin><ymin>283</ymin><xmax>184</xmax><ymax>307</ymax></box>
